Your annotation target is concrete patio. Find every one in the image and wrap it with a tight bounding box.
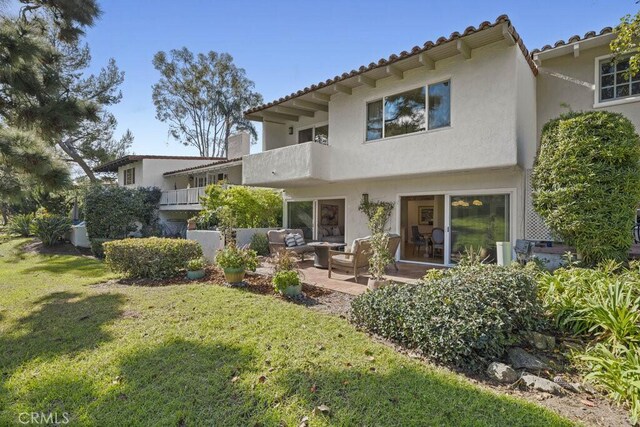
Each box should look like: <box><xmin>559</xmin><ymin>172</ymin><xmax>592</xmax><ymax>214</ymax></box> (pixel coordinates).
<box><xmin>258</xmin><ymin>258</ymin><xmax>437</xmax><ymax>296</ymax></box>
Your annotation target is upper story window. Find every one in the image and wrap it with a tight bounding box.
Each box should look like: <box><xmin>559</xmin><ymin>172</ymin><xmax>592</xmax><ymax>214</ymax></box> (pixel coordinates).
<box><xmin>599</xmin><ymin>56</ymin><xmax>640</xmax><ymax>102</ymax></box>
<box><xmin>123</xmin><ymin>167</ymin><xmax>135</xmax><ymax>185</ymax></box>
<box><xmin>366</xmin><ymin>80</ymin><xmax>450</xmax><ymax>141</ymax></box>
<box><xmin>298</xmin><ymin>124</ymin><xmax>329</xmax><ymax>145</ymax></box>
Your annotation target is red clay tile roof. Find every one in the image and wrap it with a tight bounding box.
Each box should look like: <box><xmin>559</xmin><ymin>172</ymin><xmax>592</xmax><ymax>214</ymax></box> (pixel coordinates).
<box><xmin>530</xmin><ymin>26</ymin><xmax>614</xmax><ymax>55</ymax></box>
<box><xmin>245</xmin><ymin>15</ymin><xmax>536</xmax><ymax>116</ymax></box>
<box><xmin>93</xmin><ymin>155</ymin><xmax>225</xmax><ymax>173</ymax></box>
<box><xmin>163</xmin><ymin>157</ymin><xmax>243</xmax><ymax>176</ymax></box>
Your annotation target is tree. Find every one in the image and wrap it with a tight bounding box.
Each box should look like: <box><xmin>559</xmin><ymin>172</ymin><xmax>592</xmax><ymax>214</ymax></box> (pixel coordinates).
<box><xmin>0</xmin><ymin>0</ymin><xmax>103</xmax><ymax>198</ymax></box>
<box><xmin>532</xmin><ymin>111</ymin><xmax>640</xmax><ymax>264</ymax></box>
<box><xmin>200</xmin><ymin>184</ymin><xmax>282</xmax><ymax>228</ymax></box>
<box><xmin>152</xmin><ymin>49</ymin><xmax>263</xmax><ymax>157</ymax></box>
<box><xmin>611</xmin><ymin>9</ymin><xmax>640</xmax><ymax>78</ymax></box>
<box><xmin>52</xmin><ymin>39</ymin><xmax>132</xmax><ymax>180</ymax></box>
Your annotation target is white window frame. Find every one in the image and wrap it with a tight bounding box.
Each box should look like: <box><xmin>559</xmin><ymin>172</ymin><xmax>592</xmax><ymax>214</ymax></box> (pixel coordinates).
<box><xmin>123</xmin><ymin>167</ymin><xmax>135</xmax><ymax>185</ymax></box>
<box><xmin>364</xmin><ymin>78</ymin><xmax>451</xmax><ymax>143</ymax></box>
<box><xmin>297</xmin><ymin>122</ymin><xmax>329</xmax><ymax>144</ymax></box>
<box><xmin>593</xmin><ymin>53</ymin><xmax>640</xmax><ymax>108</ymax></box>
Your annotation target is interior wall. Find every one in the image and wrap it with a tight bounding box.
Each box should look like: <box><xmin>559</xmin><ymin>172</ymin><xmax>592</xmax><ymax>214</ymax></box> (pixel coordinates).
<box><xmin>317</xmin><ymin>198</ymin><xmax>345</xmax><ymax>231</ymax></box>
<box><xmin>401</xmin><ymin>196</ymin><xmax>445</xmax><ymax>243</ymax></box>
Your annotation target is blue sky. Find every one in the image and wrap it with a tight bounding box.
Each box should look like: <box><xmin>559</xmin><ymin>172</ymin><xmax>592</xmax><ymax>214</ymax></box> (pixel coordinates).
<box><xmin>74</xmin><ymin>0</ymin><xmax>638</xmax><ymax>156</ymax></box>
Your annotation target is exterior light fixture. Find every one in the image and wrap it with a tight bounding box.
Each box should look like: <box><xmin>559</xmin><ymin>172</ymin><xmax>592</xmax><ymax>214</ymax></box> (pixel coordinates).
<box><xmin>288</xmin><ymin>127</ymin><xmax>293</xmax><ymax>135</ymax></box>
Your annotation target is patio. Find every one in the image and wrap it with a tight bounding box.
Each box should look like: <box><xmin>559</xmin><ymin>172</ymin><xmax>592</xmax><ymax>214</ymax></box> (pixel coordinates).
<box><xmin>258</xmin><ymin>259</ymin><xmax>436</xmax><ymax>296</ymax></box>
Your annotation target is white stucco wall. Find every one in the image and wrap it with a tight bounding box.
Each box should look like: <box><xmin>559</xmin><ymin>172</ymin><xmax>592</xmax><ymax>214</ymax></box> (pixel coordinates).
<box><xmin>117</xmin><ymin>160</ymin><xmax>143</xmax><ymax>187</ymax></box>
<box><xmin>537</xmin><ymin>44</ymin><xmax>640</xmax><ymax>145</ymax></box>
<box><xmin>253</xmin><ymin>40</ymin><xmax>530</xmax><ymax>185</ymax></box>
<box><xmin>282</xmin><ymin>167</ymin><xmax>525</xmax><ymax>248</ymax></box>
<box><xmin>141</xmin><ymin>159</ymin><xmax>215</xmax><ymax>189</ymax></box>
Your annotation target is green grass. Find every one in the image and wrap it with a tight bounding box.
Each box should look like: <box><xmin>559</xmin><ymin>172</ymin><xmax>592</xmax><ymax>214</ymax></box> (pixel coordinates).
<box><xmin>0</xmin><ymin>238</ymin><xmax>573</xmax><ymax>426</ymax></box>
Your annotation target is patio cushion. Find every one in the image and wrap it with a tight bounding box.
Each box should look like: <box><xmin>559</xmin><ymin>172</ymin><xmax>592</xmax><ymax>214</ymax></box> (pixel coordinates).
<box><xmin>330</xmin><ymin>253</ymin><xmax>354</xmax><ymax>266</ymax></box>
<box><xmin>294</xmin><ymin>233</ymin><xmax>305</xmax><ymax>246</ymax></box>
<box><xmin>285</xmin><ymin>234</ymin><xmax>297</xmax><ymax>247</ymax></box>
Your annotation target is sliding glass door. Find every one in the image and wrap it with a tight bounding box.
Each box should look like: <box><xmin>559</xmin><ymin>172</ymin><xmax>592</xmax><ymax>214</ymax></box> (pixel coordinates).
<box><xmin>286</xmin><ymin>201</ymin><xmax>314</xmax><ymax>240</ymax></box>
<box><xmin>448</xmin><ymin>194</ymin><xmax>510</xmax><ymax>264</ymax></box>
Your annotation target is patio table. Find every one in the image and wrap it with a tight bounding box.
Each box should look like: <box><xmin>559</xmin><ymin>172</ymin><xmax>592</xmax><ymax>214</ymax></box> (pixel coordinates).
<box><xmin>308</xmin><ymin>242</ymin><xmax>346</xmax><ymax>269</ymax></box>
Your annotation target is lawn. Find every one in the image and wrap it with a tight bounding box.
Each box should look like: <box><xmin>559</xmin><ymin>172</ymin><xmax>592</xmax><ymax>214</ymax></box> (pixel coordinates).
<box><xmin>0</xmin><ymin>238</ymin><xmax>573</xmax><ymax>426</ymax></box>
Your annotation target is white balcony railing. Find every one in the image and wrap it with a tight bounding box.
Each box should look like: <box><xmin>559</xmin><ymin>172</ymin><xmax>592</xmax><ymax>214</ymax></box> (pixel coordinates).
<box><xmin>160</xmin><ymin>187</ymin><xmax>207</xmax><ymax>206</ymax></box>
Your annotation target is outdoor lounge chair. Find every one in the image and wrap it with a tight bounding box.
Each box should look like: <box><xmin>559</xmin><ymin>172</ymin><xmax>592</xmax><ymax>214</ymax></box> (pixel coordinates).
<box><xmin>267</xmin><ymin>228</ymin><xmax>315</xmax><ymax>261</ymax></box>
<box><xmin>328</xmin><ymin>234</ymin><xmax>400</xmax><ymax>280</ymax></box>
<box><xmin>328</xmin><ymin>237</ymin><xmax>372</xmax><ymax>280</ymax></box>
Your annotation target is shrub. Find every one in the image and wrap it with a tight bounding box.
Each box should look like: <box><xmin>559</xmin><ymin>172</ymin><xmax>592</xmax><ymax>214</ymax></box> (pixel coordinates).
<box><xmin>532</xmin><ymin>111</ymin><xmax>640</xmax><ymax>264</ymax></box>
<box><xmin>31</xmin><ymin>214</ymin><xmax>72</xmax><ymax>246</ymax></box>
<box><xmin>90</xmin><ymin>238</ymin><xmax>112</xmax><ymax>259</ymax></box>
<box><xmin>272</xmin><ymin>270</ymin><xmax>301</xmax><ymax>293</ymax></box>
<box><xmin>250</xmin><ymin>233</ymin><xmax>269</xmax><ymax>256</ymax></box>
<box><xmin>215</xmin><ymin>244</ymin><xmax>258</xmax><ymax>271</ymax></box>
<box><xmin>367</xmin><ymin>207</ymin><xmax>393</xmax><ymax>280</ymax></box>
<box><xmin>538</xmin><ymin>264</ymin><xmax>640</xmax><ymax>423</ymax></box>
<box><xmin>7</xmin><ymin>213</ymin><xmax>34</xmax><ymax>237</ymax></box>
<box><xmin>200</xmin><ymin>183</ymin><xmax>282</xmax><ymax>228</ymax></box>
<box><xmin>351</xmin><ymin>263</ymin><xmax>542</xmax><ymax>369</ymax></box>
<box><xmin>104</xmin><ymin>237</ymin><xmax>202</xmax><ymax>279</ymax></box>
<box><xmin>83</xmin><ymin>185</ymin><xmax>161</xmax><ymax>241</ymax></box>
<box><xmin>186</xmin><ymin>257</ymin><xmax>206</xmax><ymax>271</ymax></box>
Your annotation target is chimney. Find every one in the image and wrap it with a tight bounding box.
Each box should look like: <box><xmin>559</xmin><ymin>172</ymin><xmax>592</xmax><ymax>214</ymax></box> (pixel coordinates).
<box><xmin>227</xmin><ymin>132</ymin><xmax>250</xmax><ymax>159</ymax></box>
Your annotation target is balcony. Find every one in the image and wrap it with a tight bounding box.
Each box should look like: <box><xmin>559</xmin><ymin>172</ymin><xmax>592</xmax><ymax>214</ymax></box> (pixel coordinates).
<box><xmin>159</xmin><ymin>188</ymin><xmax>207</xmax><ymax>210</ymax></box>
<box><xmin>243</xmin><ymin>142</ymin><xmax>331</xmax><ymax>187</ymax></box>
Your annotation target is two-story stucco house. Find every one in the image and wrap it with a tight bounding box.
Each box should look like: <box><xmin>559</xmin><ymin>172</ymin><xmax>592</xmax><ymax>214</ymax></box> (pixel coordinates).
<box><xmin>93</xmin><ymin>132</ymin><xmax>251</xmax><ymax>234</ymax></box>
<box><xmin>241</xmin><ymin>15</ymin><xmax>640</xmax><ymax>266</ymax></box>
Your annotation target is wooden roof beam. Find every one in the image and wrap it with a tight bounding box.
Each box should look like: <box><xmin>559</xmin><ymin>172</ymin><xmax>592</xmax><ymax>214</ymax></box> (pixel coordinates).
<box><xmin>418</xmin><ymin>52</ymin><xmax>435</xmax><ymax>70</ymax></box>
<box><xmin>333</xmin><ymin>83</ymin><xmax>352</xmax><ymax>95</ymax></box>
<box><xmin>292</xmin><ymin>99</ymin><xmax>328</xmax><ymax>112</ymax></box>
<box><xmin>358</xmin><ymin>74</ymin><xmax>376</xmax><ymax>88</ymax></box>
<box><xmin>262</xmin><ymin>111</ymin><xmax>299</xmax><ymax>122</ymax></box>
<box><xmin>274</xmin><ymin>106</ymin><xmax>315</xmax><ymax>117</ymax></box>
<box><xmin>385</xmin><ymin>64</ymin><xmax>404</xmax><ymax>79</ymax></box>
<box><xmin>457</xmin><ymin>39</ymin><xmax>471</xmax><ymax>59</ymax></box>
<box><xmin>312</xmin><ymin>92</ymin><xmax>331</xmax><ymax>103</ymax></box>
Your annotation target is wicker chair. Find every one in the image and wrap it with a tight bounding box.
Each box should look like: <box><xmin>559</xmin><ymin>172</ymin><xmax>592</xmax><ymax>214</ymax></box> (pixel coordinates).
<box><xmin>328</xmin><ymin>237</ymin><xmax>372</xmax><ymax>280</ymax></box>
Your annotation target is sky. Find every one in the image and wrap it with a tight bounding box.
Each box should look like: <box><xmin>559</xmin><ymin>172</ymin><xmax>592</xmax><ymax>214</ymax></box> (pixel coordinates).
<box><xmin>11</xmin><ymin>0</ymin><xmax>640</xmax><ymax>156</ymax></box>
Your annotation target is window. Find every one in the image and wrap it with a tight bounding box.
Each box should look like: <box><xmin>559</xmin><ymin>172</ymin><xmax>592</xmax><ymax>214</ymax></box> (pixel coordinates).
<box><xmin>366</xmin><ymin>100</ymin><xmax>383</xmax><ymax>141</ymax></box>
<box><xmin>599</xmin><ymin>57</ymin><xmax>640</xmax><ymax>102</ymax></box>
<box><xmin>366</xmin><ymin>80</ymin><xmax>450</xmax><ymax>141</ymax></box>
<box><xmin>195</xmin><ymin>176</ymin><xmax>207</xmax><ymax>187</ymax></box>
<box><xmin>314</xmin><ymin>124</ymin><xmax>329</xmax><ymax>145</ymax></box>
<box><xmin>298</xmin><ymin>124</ymin><xmax>329</xmax><ymax>144</ymax></box>
<box><xmin>428</xmin><ymin>80</ymin><xmax>451</xmax><ymax>129</ymax></box>
<box><xmin>123</xmin><ymin>167</ymin><xmax>135</xmax><ymax>185</ymax></box>
<box><xmin>298</xmin><ymin>128</ymin><xmax>313</xmax><ymax>143</ymax></box>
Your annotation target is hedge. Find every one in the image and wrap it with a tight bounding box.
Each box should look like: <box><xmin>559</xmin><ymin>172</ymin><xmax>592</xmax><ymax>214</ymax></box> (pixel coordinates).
<box><xmin>532</xmin><ymin>111</ymin><xmax>640</xmax><ymax>264</ymax></box>
<box><xmin>104</xmin><ymin>237</ymin><xmax>202</xmax><ymax>279</ymax></box>
<box><xmin>351</xmin><ymin>263</ymin><xmax>542</xmax><ymax>370</ymax></box>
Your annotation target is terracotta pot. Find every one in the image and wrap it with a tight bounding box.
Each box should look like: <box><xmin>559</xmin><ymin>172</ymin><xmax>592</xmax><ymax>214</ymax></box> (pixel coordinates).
<box><xmin>223</xmin><ymin>267</ymin><xmax>245</xmax><ymax>284</ymax></box>
<box><xmin>367</xmin><ymin>278</ymin><xmax>388</xmax><ymax>291</ymax></box>
<box><xmin>187</xmin><ymin>218</ymin><xmax>197</xmax><ymax>231</ymax></box>
<box><xmin>280</xmin><ymin>284</ymin><xmax>302</xmax><ymax>297</ymax></box>
<box><xmin>186</xmin><ymin>269</ymin><xmax>205</xmax><ymax>280</ymax></box>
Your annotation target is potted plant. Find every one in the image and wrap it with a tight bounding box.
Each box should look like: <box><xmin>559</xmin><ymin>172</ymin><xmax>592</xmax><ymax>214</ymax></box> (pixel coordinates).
<box><xmin>187</xmin><ymin>216</ymin><xmax>197</xmax><ymax>231</ymax></box>
<box><xmin>272</xmin><ymin>270</ymin><xmax>302</xmax><ymax>296</ymax></box>
<box><xmin>215</xmin><ymin>243</ymin><xmax>258</xmax><ymax>284</ymax></box>
<box><xmin>270</xmin><ymin>250</ymin><xmax>302</xmax><ymax>296</ymax></box>
<box><xmin>367</xmin><ymin>207</ymin><xmax>394</xmax><ymax>290</ymax></box>
<box><xmin>186</xmin><ymin>257</ymin><xmax>207</xmax><ymax>280</ymax></box>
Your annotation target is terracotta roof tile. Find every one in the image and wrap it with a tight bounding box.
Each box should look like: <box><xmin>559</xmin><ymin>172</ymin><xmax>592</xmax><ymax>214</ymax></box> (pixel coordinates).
<box><xmin>93</xmin><ymin>155</ymin><xmax>224</xmax><ymax>173</ymax></box>
<box><xmin>245</xmin><ymin>15</ymin><xmax>535</xmax><ymax>116</ymax></box>
<box><xmin>530</xmin><ymin>26</ymin><xmax>614</xmax><ymax>55</ymax></box>
<box><xmin>163</xmin><ymin>157</ymin><xmax>243</xmax><ymax>176</ymax></box>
